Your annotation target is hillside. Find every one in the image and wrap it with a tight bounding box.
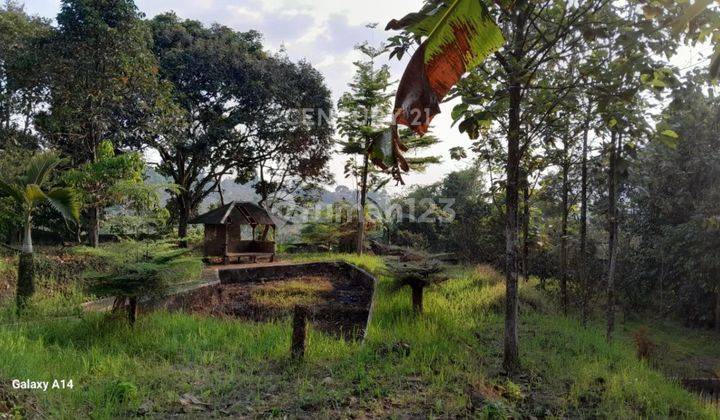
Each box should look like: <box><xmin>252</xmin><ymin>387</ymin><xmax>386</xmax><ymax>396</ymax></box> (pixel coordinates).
<box><xmin>0</xmin><ymin>251</ymin><xmax>717</xmax><ymax>418</ymax></box>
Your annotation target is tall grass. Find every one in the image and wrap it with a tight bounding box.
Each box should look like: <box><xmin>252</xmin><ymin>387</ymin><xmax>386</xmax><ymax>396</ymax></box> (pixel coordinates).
<box><xmin>0</xmin><ymin>252</ymin><xmax>716</xmax><ymax>418</ymax></box>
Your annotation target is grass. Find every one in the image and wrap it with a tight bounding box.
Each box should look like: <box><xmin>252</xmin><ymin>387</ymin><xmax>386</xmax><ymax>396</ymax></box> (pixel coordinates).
<box><xmin>0</xmin><ymin>251</ymin><xmax>718</xmax><ymax>418</ymax></box>
<box><xmin>70</xmin><ymin>240</ymin><xmax>197</xmax><ymax>268</ymax></box>
<box><xmin>252</xmin><ymin>277</ymin><xmax>333</xmax><ymax>309</ymax></box>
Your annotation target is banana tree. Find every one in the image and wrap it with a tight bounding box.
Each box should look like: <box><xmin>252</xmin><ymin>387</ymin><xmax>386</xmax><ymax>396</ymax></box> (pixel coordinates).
<box><xmin>0</xmin><ymin>152</ymin><xmax>79</xmax><ymax>311</ymax></box>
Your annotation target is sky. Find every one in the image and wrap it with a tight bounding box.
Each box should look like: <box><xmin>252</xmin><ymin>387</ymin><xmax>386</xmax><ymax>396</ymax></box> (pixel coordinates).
<box><xmin>21</xmin><ymin>1</ymin><xmax>710</xmax><ymax>193</ymax></box>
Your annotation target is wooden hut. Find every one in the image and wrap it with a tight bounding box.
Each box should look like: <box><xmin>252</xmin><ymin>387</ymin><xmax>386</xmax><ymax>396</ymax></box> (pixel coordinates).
<box><xmin>189</xmin><ymin>201</ymin><xmax>277</xmax><ymax>264</ymax></box>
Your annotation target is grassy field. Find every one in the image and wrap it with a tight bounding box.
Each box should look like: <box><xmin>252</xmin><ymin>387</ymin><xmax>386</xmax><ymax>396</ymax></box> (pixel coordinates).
<box><xmin>0</xmin><ymin>250</ymin><xmax>718</xmax><ymax>418</ymax></box>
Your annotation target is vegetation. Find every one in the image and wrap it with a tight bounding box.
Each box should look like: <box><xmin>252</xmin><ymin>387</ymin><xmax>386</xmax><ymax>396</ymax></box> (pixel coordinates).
<box><xmin>0</xmin><ymin>152</ymin><xmax>79</xmax><ymax>311</ymax></box>
<box><xmin>0</xmin><ymin>252</ymin><xmax>717</xmax><ymax>417</ymax></box>
<box><xmin>84</xmin><ymin>248</ymin><xmax>195</xmax><ymax>326</ymax></box>
<box><xmin>337</xmin><ymin>42</ymin><xmax>441</xmax><ymax>254</ymax></box>
<box><xmin>148</xmin><ymin>14</ymin><xmax>333</xmax><ymax>240</ymax></box>
<box><xmin>2</xmin><ymin>0</ymin><xmax>720</xmax><ymax>416</ymax></box>
<box><xmin>386</xmin><ymin>258</ymin><xmax>446</xmax><ymax>313</ymax></box>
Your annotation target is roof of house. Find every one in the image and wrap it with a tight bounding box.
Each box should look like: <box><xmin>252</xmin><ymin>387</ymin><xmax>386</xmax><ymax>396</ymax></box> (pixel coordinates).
<box><xmin>188</xmin><ymin>201</ymin><xmax>277</xmax><ymax>226</ymax></box>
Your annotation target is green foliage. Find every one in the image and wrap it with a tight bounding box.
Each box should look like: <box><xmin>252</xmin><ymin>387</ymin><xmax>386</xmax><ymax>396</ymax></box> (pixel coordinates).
<box><xmin>63</xmin><ymin>140</ymin><xmax>168</xmax><ymax>239</ymax></box>
<box><xmin>37</xmin><ymin>0</ymin><xmax>166</xmax><ymax>163</ymax></box>
<box><xmin>336</xmin><ymin>43</ymin><xmax>394</xmax><ymax>189</ymax></box>
<box><xmin>0</xmin><ymin>255</ymin><xmax>714</xmax><ymax>417</ymax></box>
<box><xmin>0</xmin><ymin>151</ymin><xmax>80</xmax><ymax>250</ymax></box>
<box><xmin>392</xmin><ymin>166</ymin><xmax>504</xmax><ymax>263</ymax></box>
<box><xmin>0</xmin><ymin>2</ymin><xmax>51</xmax><ymax>150</ymax></box>
<box><xmin>337</xmin><ymin>44</ymin><xmax>441</xmax><ymax>192</ymax></box>
<box><xmin>0</xmin><ymin>148</ymin><xmax>32</xmax><ymax>242</ymax></box>
<box><xmin>652</xmin><ymin>0</ymin><xmax>720</xmax><ymax>78</ymax></box>
<box><xmin>620</xmin><ymin>75</ymin><xmax>720</xmax><ymax>325</ymax></box>
<box><xmin>420</xmin><ymin>0</ymin><xmax>503</xmax><ymax>69</ymax></box>
<box><xmin>83</xmin><ymin>245</ymin><xmax>200</xmax><ymax>309</ymax></box>
<box><xmin>149</xmin><ymin>14</ymin><xmax>335</xmax><ymax>233</ymax></box>
<box><xmin>299</xmin><ymin>201</ymin><xmax>360</xmax><ymax>252</ymax></box>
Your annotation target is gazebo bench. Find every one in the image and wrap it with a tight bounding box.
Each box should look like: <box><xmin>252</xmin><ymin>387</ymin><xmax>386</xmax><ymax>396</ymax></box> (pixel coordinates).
<box><xmin>223</xmin><ymin>252</ymin><xmax>275</xmax><ymax>264</ymax></box>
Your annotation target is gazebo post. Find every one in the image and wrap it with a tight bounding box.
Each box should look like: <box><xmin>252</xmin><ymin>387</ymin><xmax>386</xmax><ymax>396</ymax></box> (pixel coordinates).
<box><xmin>224</xmin><ymin>223</ymin><xmax>230</xmax><ymax>263</ymax></box>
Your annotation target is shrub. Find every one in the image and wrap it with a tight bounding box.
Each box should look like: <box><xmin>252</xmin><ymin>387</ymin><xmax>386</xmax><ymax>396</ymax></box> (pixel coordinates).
<box><xmin>84</xmin><ymin>248</ymin><xmax>195</xmax><ymax>326</ymax></box>
<box><xmin>386</xmin><ymin>258</ymin><xmax>446</xmax><ymax>314</ymax></box>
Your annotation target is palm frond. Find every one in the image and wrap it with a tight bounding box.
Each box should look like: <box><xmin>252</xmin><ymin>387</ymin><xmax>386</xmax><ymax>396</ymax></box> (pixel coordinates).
<box><xmin>24</xmin><ymin>184</ymin><xmax>46</xmax><ymax>206</ymax></box>
<box><xmin>21</xmin><ymin>152</ymin><xmax>62</xmax><ymax>187</ymax></box>
<box><xmin>46</xmin><ymin>188</ymin><xmax>81</xmax><ymax>222</ymax></box>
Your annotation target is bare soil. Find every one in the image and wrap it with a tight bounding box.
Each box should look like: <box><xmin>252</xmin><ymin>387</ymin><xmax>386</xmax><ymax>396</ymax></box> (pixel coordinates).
<box><xmin>185</xmin><ymin>274</ymin><xmax>372</xmax><ymax>339</ymax></box>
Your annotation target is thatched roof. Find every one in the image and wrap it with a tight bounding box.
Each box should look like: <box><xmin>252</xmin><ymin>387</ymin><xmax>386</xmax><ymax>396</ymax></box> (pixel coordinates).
<box><xmin>189</xmin><ymin>201</ymin><xmax>277</xmax><ymax>226</ymax></box>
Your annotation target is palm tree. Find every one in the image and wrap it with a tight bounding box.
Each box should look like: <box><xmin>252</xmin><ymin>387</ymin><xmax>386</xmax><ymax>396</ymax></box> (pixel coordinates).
<box><xmin>0</xmin><ymin>152</ymin><xmax>79</xmax><ymax>312</ymax></box>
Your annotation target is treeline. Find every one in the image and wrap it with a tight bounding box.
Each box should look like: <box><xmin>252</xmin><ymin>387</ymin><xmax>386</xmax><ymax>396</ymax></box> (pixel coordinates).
<box><xmin>0</xmin><ymin>0</ymin><xmax>333</xmax><ymax>246</ymax></box>
<box><xmin>392</xmin><ymin>71</ymin><xmax>720</xmax><ymax>331</ymax></box>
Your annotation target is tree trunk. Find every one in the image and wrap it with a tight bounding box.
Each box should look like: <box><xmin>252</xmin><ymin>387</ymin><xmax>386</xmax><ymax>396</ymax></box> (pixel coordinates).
<box><xmin>522</xmin><ymin>176</ymin><xmax>530</xmax><ymax>281</ymax></box>
<box><xmin>356</xmin><ymin>147</ymin><xmax>370</xmax><ymax>255</ymax></box>
<box><xmin>503</xmin><ymin>70</ymin><xmax>523</xmax><ymax>374</ymax></box>
<box><xmin>88</xmin><ymin>205</ymin><xmax>100</xmax><ymax>248</ymax></box>
<box><xmin>580</xmin><ymin>110</ymin><xmax>590</xmax><ymax>325</ymax></box>
<box><xmin>715</xmin><ymin>291</ymin><xmax>720</xmax><ymax>333</ymax></box>
<box><xmin>217</xmin><ymin>175</ymin><xmax>226</xmax><ymax>206</ymax></box>
<box><xmin>16</xmin><ymin>253</ymin><xmax>34</xmax><ymax>313</ymax></box>
<box><xmin>560</xmin><ymin>145</ymin><xmax>570</xmax><ymax>315</ymax></box>
<box><xmin>127</xmin><ymin>297</ymin><xmax>138</xmax><ymax>326</ymax></box>
<box><xmin>500</xmin><ymin>0</ymin><xmax>530</xmax><ymax>372</ymax></box>
<box><xmin>16</xmin><ymin>221</ymin><xmax>34</xmax><ymax>313</ymax></box>
<box><xmin>606</xmin><ymin>130</ymin><xmax>620</xmax><ymax>342</ymax></box>
<box><xmin>178</xmin><ymin>198</ymin><xmax>190</xmax><ymax>248</ymax></box>
<box><xmin>411</xmin><ymin>284</ymin><xmax>424</xmax><ymax>314</ymax></box>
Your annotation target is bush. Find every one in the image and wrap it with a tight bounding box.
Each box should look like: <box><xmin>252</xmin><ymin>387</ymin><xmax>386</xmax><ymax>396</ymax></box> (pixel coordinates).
<box><xmin>84</xmin><ymin>246</ymin><xmax>200</xmax><ymax>326</ymax></box>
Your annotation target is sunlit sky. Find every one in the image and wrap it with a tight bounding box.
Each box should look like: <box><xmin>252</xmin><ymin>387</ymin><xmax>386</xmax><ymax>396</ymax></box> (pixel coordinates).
<box><xmin>22</xmin><ymin>1</ymin><xmax>711</xmax><ymax>192</ymax></box>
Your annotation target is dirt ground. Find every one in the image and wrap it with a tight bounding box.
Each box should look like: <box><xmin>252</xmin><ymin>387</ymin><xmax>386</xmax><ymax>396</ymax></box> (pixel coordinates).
<box><xmin>185</xmin><ymin>274</ymin><xmax>373</xmax><ymax>339</ymax></box>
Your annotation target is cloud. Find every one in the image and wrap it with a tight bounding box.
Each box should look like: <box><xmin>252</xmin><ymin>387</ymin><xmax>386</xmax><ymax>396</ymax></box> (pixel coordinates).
<box><xmin>223</xmin><ymin>5</ymin><xmax>314</xmax><ymax>47</ymax></box>
<box><xmin>318</xmin><ymin>14</ymin><xmax>379</xmax><ymax>55</ymax></box>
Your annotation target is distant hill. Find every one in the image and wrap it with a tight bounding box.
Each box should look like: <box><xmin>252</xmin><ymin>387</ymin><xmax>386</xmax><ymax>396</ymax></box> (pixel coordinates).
<box><xmin>145</xmin><ymin>169</ymin><xmax>390</xmax><ymax>212</ymax></box>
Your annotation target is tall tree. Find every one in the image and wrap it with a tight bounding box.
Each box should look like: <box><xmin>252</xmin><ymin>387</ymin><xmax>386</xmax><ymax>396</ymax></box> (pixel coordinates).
<box><xmin>247</xmin><ymin>56</ymin><xmax>334</xmax><ymax>209</ymax></box>
<box><xmin>584</xmin><ymin>2</ymin><xmax>679</xmax><ymax>339</ymax></box>
<box><xmin>63</xmin><ymin>140</ymin><xmax>147</xmax><ymax>245</ymax></box>
<box><xmin>0</xmin><ymin>2</ymin><xmax>50</xmax><ymax>150</ymax></box>
<box><xmin>579</xmin><ymin>100</ymin><xmax>593</xmax><ymax>325</ymax></box>
<box><xmin>338</xmin><ymin>43</ymin><xmax>441</xmax><ymax>254</ymax></box>
<box><xmin>337</xmin><ymin>43</ymin><xmax>394</xmax><ymax>255</ymax></box>
<box><xmin>37</xmin><ymin>0</ymin><xmax>164</xmax><ymax>246</ymax></box>
<box><xmin>459</xmin><ymin>0</ymin><xmax>605</xmax><ymax>369</ymax></box>
<box><xmin>387</xmin><ymin>0</ymin><xmax>621</xmax><ymax>370</ymax></box>
<box><xmin>149</xmin><ymin>14</ymin><xmax>333</xmax><ymax>242</ymax></box>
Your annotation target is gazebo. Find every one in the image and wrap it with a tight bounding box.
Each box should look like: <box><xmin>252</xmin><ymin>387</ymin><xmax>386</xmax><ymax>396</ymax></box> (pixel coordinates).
<box><xmin>189</xmin><ymin>201</ymin><xmax>277</xmax><ymax>264</ymax></box>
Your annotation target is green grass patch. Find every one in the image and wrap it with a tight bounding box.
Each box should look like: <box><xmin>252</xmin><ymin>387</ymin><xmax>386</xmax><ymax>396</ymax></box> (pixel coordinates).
<box><xmin>0</xmin><ymin>252</ymin><xmax>717</xmax><ymax>418</ymax></box>
<box><xmin>252</xmin><ymin>277</ymin><xmax>333</xmax><ymax>309</ymax></box>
